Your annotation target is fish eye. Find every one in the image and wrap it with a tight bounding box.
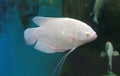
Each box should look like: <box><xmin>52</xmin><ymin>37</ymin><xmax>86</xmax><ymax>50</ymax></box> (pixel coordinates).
<box><xmin>85</xmin><ymin>32</ymin><xmax>90</xmax><ymax>37</ymax></box>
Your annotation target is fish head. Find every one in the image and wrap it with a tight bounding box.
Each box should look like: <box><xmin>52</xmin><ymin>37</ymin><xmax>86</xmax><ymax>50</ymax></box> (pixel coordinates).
<box><xmin>105</xmin><ymin>42</ymin><xmax>111</xmax><ymax>51</ymax></box>
<box><xmin>105</xmin><ymin>41</ymin><xmax>113</xmax><ymax>54</ymax></box>
<box><xmin>75</xmin><ymin>25</ymin><xmax>97</xmax><ymax>45</ymax></box>
<box><xmin>106</xmin><ymin>42</ymin><xmax>112</xmax><ymax>48</ymax></box>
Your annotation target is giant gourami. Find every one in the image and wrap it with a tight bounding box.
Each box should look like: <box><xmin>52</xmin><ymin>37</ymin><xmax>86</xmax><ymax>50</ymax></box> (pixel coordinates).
<box><xmin>24</xmin><ymin>16</ymin><xmax>97</xmax><ymax>53</ymax></box>
<box><xmin>24</xmin><ymin>16</ymin><xmax>97</xmax><ymax>75</ymax></box>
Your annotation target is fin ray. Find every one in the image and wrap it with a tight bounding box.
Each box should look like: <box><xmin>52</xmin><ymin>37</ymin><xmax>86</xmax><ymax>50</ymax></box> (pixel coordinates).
<box><xmin>50</xmin><ymin>47</ymin><xmax>76</xmax><ymax>76</ymax></box>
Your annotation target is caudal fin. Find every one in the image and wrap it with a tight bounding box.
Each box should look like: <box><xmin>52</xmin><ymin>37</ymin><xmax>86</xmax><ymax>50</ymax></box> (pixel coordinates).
<box><xmin>24</xmin><ymin>28</ymin><xmax>38</xmax><ymax>45</ymax></box>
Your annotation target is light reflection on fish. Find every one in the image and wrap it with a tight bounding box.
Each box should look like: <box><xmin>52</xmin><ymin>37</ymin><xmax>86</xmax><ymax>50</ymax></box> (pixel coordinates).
<box><xmin>24</xmin><ymin>16</ymin><xmax>97</xmax><ymax>75</ymax></box>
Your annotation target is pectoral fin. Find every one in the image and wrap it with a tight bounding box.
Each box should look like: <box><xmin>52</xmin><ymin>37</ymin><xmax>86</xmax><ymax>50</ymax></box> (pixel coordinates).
<box><xmin>113</xmin><ymin>51</ymin><xmax>119</xmax><ymax>56</ymax></box>
<box><xmin>100</xmin><ymin>51</ymin><xmax>106</xmax><ymax>57</ymax></box>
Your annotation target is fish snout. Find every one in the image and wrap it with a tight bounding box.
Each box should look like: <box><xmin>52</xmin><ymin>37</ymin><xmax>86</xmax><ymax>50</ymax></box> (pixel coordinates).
<box><xmin>92</xmin><ymin>33</ymin><xmax>97</xmax><ymax>41</ymax></box>
<box><xmin>83</xmin><ymin>32</ymin><xmax>97</xmax><ymax>43</ymax></box>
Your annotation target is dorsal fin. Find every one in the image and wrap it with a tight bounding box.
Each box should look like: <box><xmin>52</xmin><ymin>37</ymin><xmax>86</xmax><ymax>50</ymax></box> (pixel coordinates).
<box><xmin>32</xmin><ymin>16</ymin><xmax>57</xmax><ymax>26</ymax></box>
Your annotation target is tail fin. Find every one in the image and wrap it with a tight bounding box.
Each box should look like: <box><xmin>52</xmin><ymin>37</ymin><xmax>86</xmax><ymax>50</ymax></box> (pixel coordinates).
<box><xmin>24</xmin><ymin>28</ymin><xmax>38</xmax><ymax>45</ymax></box>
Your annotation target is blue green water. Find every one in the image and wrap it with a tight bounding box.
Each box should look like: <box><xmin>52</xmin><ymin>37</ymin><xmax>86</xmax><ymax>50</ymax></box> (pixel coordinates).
<box><xmin>1</xmin><ymin>0</ymin><xmax>120</xmax><ymax>76</ymax></box>
<box><xmin>0</xmin><ymin>0</ymin><xmax>64</xmax><ymax>76</ymax></box>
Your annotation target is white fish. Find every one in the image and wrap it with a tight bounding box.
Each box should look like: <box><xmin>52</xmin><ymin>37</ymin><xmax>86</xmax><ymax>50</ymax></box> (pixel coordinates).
<box><xmin>90</xmin><ymin>0</ymin><xmax>104</xmax><ymax>24</ymax></box>
<box><xmin>24</xmin><ymin>16</ymin><xmax>97</xmax><ymax>75</ymax></box>
<box><xmin>100</xmin><ymin>41</ymin><xmax>119</xmax><ymax>71</ymax></box>
<box><xmin>24</xmin><ymin>16</ymin><xmax>97</xmax><ymax>53</ymax></box>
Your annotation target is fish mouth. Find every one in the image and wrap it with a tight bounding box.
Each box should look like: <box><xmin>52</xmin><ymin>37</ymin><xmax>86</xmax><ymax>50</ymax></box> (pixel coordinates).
<box><xmin>93</xmin><ymin>34</ymin><xmax>97</xmax><ymax>40</ymax></box>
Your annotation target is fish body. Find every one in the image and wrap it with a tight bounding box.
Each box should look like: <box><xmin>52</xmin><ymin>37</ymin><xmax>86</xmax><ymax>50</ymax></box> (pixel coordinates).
<box><xmin>24</xmin><ymin>16</ymin><xmax>97</xmax><ymax>76</ymax></box>
<box><xmin>90</xmin><ymin>0</ymin><xmax>104</xmax><ymax>24</ymax></box>
<box><xmin>24</xmin><ymin>16</ymin><xmax>97</xmax><ymax>53</ymax></box>
<box><xmin>101</xmin><ymin>41</ymin><xmax>119</xmax><ymax>71</ymax></box>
